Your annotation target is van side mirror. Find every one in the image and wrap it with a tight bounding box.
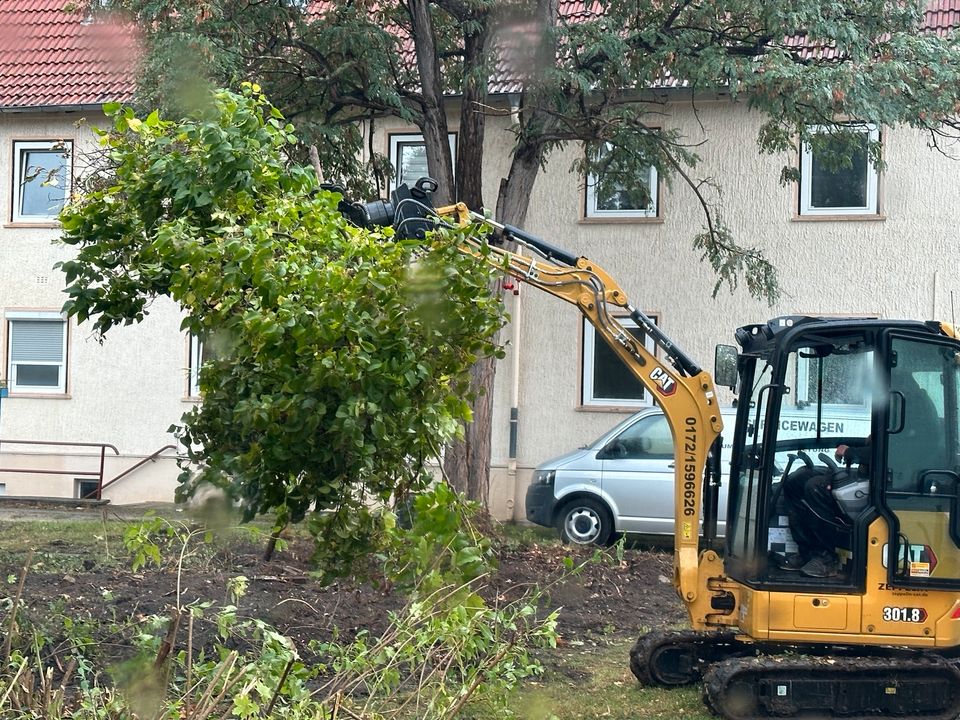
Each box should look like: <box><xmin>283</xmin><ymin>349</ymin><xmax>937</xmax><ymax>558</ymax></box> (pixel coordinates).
<box><xmin>714</xmin><ymin>344</ymin><xmax>738</xmax><ymax>390</ymax></box>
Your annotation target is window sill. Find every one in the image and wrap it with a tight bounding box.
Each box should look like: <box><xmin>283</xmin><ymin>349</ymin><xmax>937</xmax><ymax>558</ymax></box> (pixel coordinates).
<box><xmin>6</xmin><ymin>392</ymin><xmax>71</xmax><ymax>399</ymax></box>
<box><xmin>4</xmin><ymin>221</ymin><xmax>61</xmax><ymax>229</ymax></box>
<box><xmin>183</xmin><ymin>396</ymin><xmax>202</xmax><ymax>403</ymax></box>
<box><xmin>579</xmin><ymin>216</ymin><xmax>663</xmax><ymax>225</ymax></box>
<box><xmin>792</xmin><ymin>213</ymin><xmax>885</xmax><ymax>223</ymax></box>
<box><xmin>576</xmin><ymin>404</ymin><xmax>651</xmax><ymax>413</ymax></box>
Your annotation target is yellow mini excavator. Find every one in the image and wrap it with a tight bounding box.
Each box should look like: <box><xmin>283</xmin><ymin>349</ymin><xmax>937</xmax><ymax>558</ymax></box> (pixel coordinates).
<box><xmin>346</xmin><ymin>178</ymin><xmax>960</xmax><ymax>720</ymax></box>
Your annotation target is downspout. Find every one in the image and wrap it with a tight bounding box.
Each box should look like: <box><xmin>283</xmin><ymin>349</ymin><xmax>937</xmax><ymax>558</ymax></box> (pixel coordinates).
<box><xmin>508</xmin><ymin>283</ymin><xmax>522</xmax><ymax>475</ymax></box>
<box><xmin>506</xmin><ymin>93</ymin><xmax>523</xmax><ymax>519</ymax></box>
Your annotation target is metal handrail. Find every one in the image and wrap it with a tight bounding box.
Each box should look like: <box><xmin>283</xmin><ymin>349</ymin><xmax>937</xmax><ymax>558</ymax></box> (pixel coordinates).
<box><xmin>0</xmin><ymin>439</ymin><xmax>120</xmax><ymax>500</ymax></box>
<box><xmin>0</xmin><ymin>439</ymin><xmax>120</xmax><ymax>453</ymax></box>
<box><xmin>0</xmin><ymin>440</ymin><xmax>181</xmax><ymax>500</ymax></box>
<box><xmin>98</xmin><ymin>444</ymin><xmax>179</xmax><ymax>495</ymax></box>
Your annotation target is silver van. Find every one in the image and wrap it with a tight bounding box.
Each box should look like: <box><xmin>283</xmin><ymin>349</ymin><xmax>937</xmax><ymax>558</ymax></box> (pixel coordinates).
<box><xmin>525</xmin><ymin>405</ymin><xmax>871</xmax><ymax>545</ymax></box>
<box><xmin>524</xmin><ymin>407</ymin><xmax>735</xmax><ymax>545</ymax></box>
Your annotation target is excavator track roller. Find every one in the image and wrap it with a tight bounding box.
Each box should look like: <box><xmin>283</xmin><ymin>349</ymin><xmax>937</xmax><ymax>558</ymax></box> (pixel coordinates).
<box><xmin>702</xmin><ymin>655</ymin><xmax>960</xmax><ymax>720</ymax></box>
<box><xmin>630</xmin><ymin>629</ymin><xmax>748</xmax><ymax>686</ymax></box>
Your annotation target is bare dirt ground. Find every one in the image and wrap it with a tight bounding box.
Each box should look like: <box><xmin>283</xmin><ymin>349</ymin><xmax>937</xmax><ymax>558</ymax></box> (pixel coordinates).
<box><xmin>0</xmin><ymin>503</ymin><xmax>686</xmax><ymax>670</ymax></box>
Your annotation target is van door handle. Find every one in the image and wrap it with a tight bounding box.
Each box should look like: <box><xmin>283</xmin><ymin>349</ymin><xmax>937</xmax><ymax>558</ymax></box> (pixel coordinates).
<box><xmin>668</xmin><ymin>462</ymin><xmax>675</xmax><ymax>469</ymax></box>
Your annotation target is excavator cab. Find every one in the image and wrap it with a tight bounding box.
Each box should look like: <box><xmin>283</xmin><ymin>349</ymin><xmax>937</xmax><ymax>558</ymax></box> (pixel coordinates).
<box><xmin>724</xmin><ymin>316</ymin><xmax>960</xmax><ymax>592</ymax></box>
<box><xmin>660</xmin><ymin>316</ymin><xmax>960</xmax><ymax>719</ymax></box>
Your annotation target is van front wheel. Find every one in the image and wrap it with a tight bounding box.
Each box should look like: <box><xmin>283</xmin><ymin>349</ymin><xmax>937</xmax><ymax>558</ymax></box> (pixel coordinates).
<box><xmin>557</xmin><ymin>498</ymin><xmax>613</xmax><ymax>546</ymax></box>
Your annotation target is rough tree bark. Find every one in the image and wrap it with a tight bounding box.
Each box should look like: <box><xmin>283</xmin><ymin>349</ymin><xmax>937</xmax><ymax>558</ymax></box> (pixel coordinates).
<box><xmin>408</xmin><ymin>0</ymin><xmax>455</xmax><ymax>204</ymax></box>
<box><xmin>442</xmin><ymin>11</ymin><xmax>491</xmax><ymax>499</ymax></box>
<box><xmin>443</xmin><ymin>0</ymin><xmax>558</xmax><ymax>508</ymax></box>
<box><xmin>455</xmin><ymin>25</ymin><xmax>488</xmax><ymax>209</ymax></box>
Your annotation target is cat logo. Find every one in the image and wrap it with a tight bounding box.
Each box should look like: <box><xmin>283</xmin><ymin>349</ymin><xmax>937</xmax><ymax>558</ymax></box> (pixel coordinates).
<box><xmin>650</xmin><ymin>367</ymin><xmax>677</xmax><ymax>396</ymax></box>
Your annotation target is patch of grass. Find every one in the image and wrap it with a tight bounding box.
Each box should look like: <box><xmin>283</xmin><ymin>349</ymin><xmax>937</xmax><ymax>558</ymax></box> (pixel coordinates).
<box><xmin>483</xmin><ymin>637</ymin><xmax>713</xmax><ymax>720</ymax></box>
<box><xmin>495</xmin><ymin>521</ymin><xmax>559</xmax><ymax>549</ymax></box>
<box><xmin>0</xmin><ymin>510</ymin><xmax>281</xmax><ymax>576</ymax></box>
<box><xmin>0</xmin><ymin>517</ymin><xmax>128</xmax><ymax>573</ymax></box>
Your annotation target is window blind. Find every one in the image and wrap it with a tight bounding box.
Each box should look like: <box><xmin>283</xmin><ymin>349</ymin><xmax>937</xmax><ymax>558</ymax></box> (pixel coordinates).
<box><xmin>10</xmin><ymin>320</ymin><xmax>64</xmax><ymax>362</ymax></box>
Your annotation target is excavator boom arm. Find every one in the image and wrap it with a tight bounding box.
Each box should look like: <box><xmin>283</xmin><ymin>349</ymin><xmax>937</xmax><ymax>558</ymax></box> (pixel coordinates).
<box><xmin>438</xmin><ymin>203</ymin><xmax>724</xmax><ymax>607</ymax></box>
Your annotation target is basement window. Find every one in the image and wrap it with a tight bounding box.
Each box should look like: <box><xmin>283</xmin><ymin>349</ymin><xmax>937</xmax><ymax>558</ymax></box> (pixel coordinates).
<box><xmin>76</xmin><ymin>479</ymin><xmax>99</xmax><ymax>500</ymax></box>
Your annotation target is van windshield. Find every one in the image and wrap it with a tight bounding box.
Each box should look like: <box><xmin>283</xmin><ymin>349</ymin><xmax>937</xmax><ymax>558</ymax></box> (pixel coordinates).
<box><xmin>582</xmin><ymin>411</ymin><xmax>651</xmax><ymax>449</ymax></box>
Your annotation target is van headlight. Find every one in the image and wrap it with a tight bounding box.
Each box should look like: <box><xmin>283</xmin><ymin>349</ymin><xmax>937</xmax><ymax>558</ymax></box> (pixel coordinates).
<box><xmin>533</xmin><ymin>469</ymin><xmax>556</xmax><ymax>486</ymax></box>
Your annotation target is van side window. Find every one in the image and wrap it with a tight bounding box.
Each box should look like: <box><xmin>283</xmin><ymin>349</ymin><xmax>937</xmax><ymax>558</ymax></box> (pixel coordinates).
<box><xmin>616</xmin><ymin>415</ymin><xmax>674</xmax><ymax>459</ymax></box>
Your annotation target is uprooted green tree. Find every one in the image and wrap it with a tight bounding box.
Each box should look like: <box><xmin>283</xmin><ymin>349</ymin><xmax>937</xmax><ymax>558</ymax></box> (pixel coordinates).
<box><xmin>57</xmin><ymin>84</ymin><xmax>506</xmax><ymax>566</ymax></box>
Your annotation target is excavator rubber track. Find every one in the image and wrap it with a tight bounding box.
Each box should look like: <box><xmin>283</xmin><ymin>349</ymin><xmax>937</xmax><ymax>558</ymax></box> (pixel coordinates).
<box><xmin>630</xmin><ymin>629</ymin><xmax>752</xmax><ymax>686</ymax></box>
<box><xmin>702</xmin><ymin>655</ymin><xmax>960</xmax><ymax>720</ymax></box>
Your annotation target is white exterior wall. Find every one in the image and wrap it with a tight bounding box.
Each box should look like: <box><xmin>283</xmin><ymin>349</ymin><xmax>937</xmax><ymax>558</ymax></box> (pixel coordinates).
<box><xmin>0</xmin><ymin>111</ymin><xmax>192</xmax><ymax>502</ymax></box>
<box><xmin>376</xmin><ymin>96</ymin><xmax>960</xmax><ymax>521</ymax></box>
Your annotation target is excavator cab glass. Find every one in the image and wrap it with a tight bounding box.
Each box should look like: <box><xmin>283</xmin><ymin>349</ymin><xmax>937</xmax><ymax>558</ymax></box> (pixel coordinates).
<box><xmin>881</xmin><ymin>332</ymin><xmax>960</xmax><ymax>588</ymax></box>
<box><xmin>727</xmin><ymin>324</ymin><xmax>876</xmax><ymax>586</ymax></box>
<box><xmin>725</xmin><ymin>318</ymin><xmax>960</xmax><ymax>591</ymax></box>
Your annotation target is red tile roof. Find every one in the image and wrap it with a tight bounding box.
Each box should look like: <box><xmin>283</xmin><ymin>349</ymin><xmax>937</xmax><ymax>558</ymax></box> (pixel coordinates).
<box><xmin>319</xmin><ymin>1</ymin><xmax>960</xmax><ymax>95</ymax></box>
<box><xmin>0</xmin><ymin>0</ymin><xmax>138</xmax><ymax>110</ymax></box>
<box><xmin>922</xmin><ymin>0</ymin><xmax>960</xmax><ymax>35</ymax></box>
<box><xmin>0</xmin><ymin>0</ymin><xmax>955</xmax><ymax>110</ymax></box>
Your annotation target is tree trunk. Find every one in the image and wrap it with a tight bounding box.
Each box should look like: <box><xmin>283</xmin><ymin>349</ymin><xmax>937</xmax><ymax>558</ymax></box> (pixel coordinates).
<box><xmin>455</xmin><ymin>25</ymin><xmax>488</xmax><ymax>208</ymax></box>
<box><xmin>443</xmin><ymin>16</ymin><xmax>495</xmax><ymax>503</ymax></box>
<box><xmin>408</xmin><ymin>0</ymin><xmax>455</xmax><ymax>205</ymax></box>
<box><xmin>444</xmin><ymin>354</ymin><xmax>496</xmax><ymax>503</ymax></box>
<box><xmin>495</xmin><ymin>139</ymin><xmax>543</xmax><ymax>228</ymax></box>
<box><xmin>445</xmin><ymin>3</ymin><xmax>555</xmax><ymax>508</ymax></box>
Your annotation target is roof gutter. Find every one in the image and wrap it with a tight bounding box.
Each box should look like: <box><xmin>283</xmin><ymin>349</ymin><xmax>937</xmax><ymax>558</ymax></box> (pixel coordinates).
<box><xmin>0</xmin><ymin>103</ymin><xmax>111</xmax><ymax>114</ymax></box>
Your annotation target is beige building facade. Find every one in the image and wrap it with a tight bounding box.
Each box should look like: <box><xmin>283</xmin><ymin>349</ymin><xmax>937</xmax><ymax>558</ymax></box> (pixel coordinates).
<box><xmin>374</xmin><ymin>94</ymin><xmax>960</xmax><ymax>521</ymax></box>
<box><xmin>2</xmin><ymin>93</ymin><xmax>958</xmax><ymax>512</ymax></box>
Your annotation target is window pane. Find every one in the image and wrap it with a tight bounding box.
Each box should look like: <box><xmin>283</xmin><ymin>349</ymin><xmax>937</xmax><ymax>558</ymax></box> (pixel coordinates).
<box><xmin>19</xmin><ymin>149</ymin><xmax>68</xmax><ymax>217</ymax></box>
<box><xmin>617</xmin><ymin>415</ymin><xmax>673</xmax><ymax>458</ymax></box>
<box><xmin>189</xmin><ymin>335</ymin><xmax>215</xmax><ymax>396</ymax></box>
<box><xmin>591</xmin><ymin>326</ymin><xmax>647</xmax><ymax>401</ymax></box>
<box><xmin>15</xmin><ymin>364</ymin><xmax>60</xmax><ymax>387</ymax></box>
<box><xmin>595</xmin><ymin>167</ymin><xmax>654</xmax><ymax>212</ymax></box>
<box><xmin>810</xmin><ymin>137</ymin><xmax>868</xmax><ymax>209</ymax></box>
<box><xmin>801</xmin><ymin>352</ymin><xmax>871</xmax><ymax>406</ymax></box>
<box><xmin>397</xmin><ymin>143</ymin><xmax>429</xmax><ymax>189</ymax></box>
<box><xmin>884</xmin><ymin>337</ymin><xmax>960</xmax><ymax>584</ymax></box>
<box><xmin>10</xmin><ymin>320</ymin><xmax>64</xmax><ymax>362</ymax></box>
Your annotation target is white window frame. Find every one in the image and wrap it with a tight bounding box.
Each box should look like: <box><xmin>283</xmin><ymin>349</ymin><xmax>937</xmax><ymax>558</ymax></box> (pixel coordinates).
<box><xmin>6</xmin><ymin>311</ymin><xmax>68</xmax><ymax>394</ymax></box>
<box><xmin>188</xmin><ymin>333</ymin><xmax>203</xmax><ymax>397</ymax></box>
<box><xmin>581</xmin><ymin>315</ymin><xmax>657</xmax><ymax>407</ymax></box>
<box><xmin>12</xmin><ymin>139</ymin><xmax>73</xmax><ymax>223</ymax></box>
<box><xmin>799</xmin><ymin>125</ymin><xmax>879</xmax><ymax>216</ymax></box>
<box><xmin>388</xmin><ymin>133</ymin><xmax>456</xmax><ymax>194</ymax></box>
<box><xmin>585</xmin><ymin>145</ymin><xmax>658</xmax><ymax>219</ymax></box>
<box><xmin>76</xmin><ymin>478</ymin><xmax>100</xmax><ymax>500</ymax></box>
